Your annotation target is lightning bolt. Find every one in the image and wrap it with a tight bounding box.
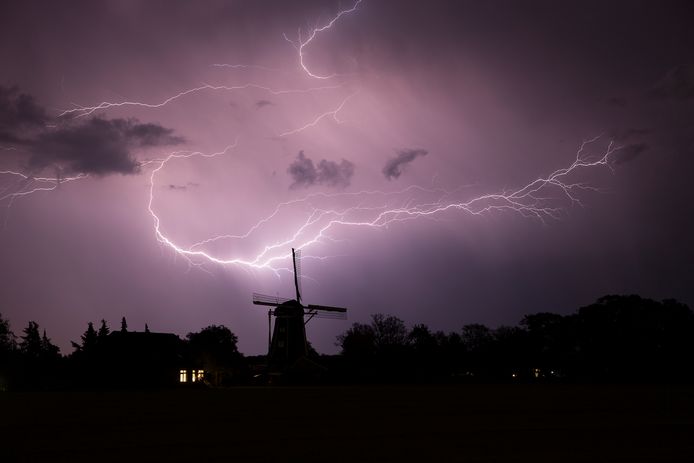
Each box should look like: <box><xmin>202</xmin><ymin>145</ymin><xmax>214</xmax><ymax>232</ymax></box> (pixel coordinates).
<box><xmin>277</xmin><ymin>92</ymin><xmax>356</xmax><ymax>137</ymax></box>
<box><xmin>284</xmin><ymin>0</ymin><xmax>362</xmax><ymax>79</ymax></box>
<box><xmin>58</xmin><ymin>83</ymin><xmax>343</xmax><ymax>118</ymax></box>
<box><xmin>0</xmin><ymin>170</ymin><xmax>88</xmax><ymax>203</ymax></box>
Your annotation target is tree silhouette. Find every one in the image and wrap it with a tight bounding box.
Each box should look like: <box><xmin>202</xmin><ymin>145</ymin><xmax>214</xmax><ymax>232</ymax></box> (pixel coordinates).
<box><xmin>80</xmin><ymin>322</ymin><xmax>98</xmax><ymax>354</ymax></box>
<box><xmin>336</xmin><ymin>322</ymin><xmax>376</xmax><ymax>359</ymax></box>
<box><xmin>97</xmin><ymin>319</ymin><xmax>110</xmax><ymax>342</ymax></box>
<box><xmin>186</xmin><ymin>325</ymin><xmax>243</xmax><ymax>385</ymax></box>
<box><xmin>19</xmin><ymin>321</ymin><xmax>42</xmax><ymax>359</ymax></box>
<box><xmin>0</xmin><ymin>312</ymin><xmax>15</xmax><ymax>353</ymax></box>
<box><xmin>40</xmin><ymin>329</ymin><xmax>60</xmax><ymax>361</ymax></box>
<box><xmin>371</xmin><ymin>314</ymin><xmax>408</xmax><ymax>351</ymax></box>
<box><xmin>120</xmin><ymin>317</ymin><xmax>128</xmax><ymax>333</ymax></box>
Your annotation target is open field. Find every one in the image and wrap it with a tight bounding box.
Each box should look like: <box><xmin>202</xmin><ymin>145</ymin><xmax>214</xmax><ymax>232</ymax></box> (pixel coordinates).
<box><xmin>2</xmin><ymin>384</ymin><xmax>694</xmax><ymax>462</ymax></box>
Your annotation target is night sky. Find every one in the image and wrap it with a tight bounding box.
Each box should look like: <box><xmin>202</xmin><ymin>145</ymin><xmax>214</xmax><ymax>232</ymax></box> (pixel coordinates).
<box><xmin>1</xmin><ymin>0</ymin><xmax>693</xmax><ymax>355</ymax></box>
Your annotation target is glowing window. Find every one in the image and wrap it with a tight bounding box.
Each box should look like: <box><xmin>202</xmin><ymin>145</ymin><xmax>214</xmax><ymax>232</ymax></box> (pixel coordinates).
<box><xmin>179</xmin><ymin>369</ymin><xmax>187</xmax><ymax>383</ymax></box>
<box><xmin>196</xmin><ymin>370</ymin><xmax>205</xmax><ymax>381</ymax></box>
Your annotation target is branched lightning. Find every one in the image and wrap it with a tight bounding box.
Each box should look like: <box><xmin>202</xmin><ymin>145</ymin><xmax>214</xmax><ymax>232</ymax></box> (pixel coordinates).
<box><xmin>0</xmin><ymin>170</ymin><xmax>88</xmax><ymax>203</ymax></box>
<box><xmin>59</xmin><ymin>83</ymin><xmax>343</xmax><ymax>118</ymax></box>
<box><xmin>277</xmin><ymin>92</ymin><xmax>356</xmax><ymax>137</ymax></box>
<box><xmin>284</xmin><ymin>0</ymin><xmax>362</xmax><ymax>79</ymax></box>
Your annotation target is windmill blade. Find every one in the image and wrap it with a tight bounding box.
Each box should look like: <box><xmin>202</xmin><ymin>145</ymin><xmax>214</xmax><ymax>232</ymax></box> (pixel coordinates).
<box><xmin>304</xmin><ymin>310</ymin><xmax>347</xmax><ymax>320</ymax></box>
<box><xmin>252</xmin><ymin>292</ymin><xmax>291</xmax><ymax>307</ymax></box>
<box><xmin>306</xmin><ymin>304</ymin><xmax>347</xmax><ymax>313</ymax></box>
<box><xmin>292</xmin><ymin>248</ymin><xmax>302</xmax><ymax>303</ymax></box>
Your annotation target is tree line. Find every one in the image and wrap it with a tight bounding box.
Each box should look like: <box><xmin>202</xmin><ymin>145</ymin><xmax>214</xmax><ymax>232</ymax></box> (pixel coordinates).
<box><xmin>1</xmin><ymin>294</ymin><xmax>693</xmax><ymax>389</ymax></box>
<box><xmin>332</xmin><ymin>295</ymin><xmax>694</xmax><ymax>382</ymax></box>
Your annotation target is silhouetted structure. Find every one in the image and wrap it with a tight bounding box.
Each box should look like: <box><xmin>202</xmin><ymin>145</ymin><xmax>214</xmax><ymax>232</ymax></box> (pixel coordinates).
<box><xmin>252</xmin><ymin>248</ymin><xmax>347</xmax><ymax>379</ymax></box>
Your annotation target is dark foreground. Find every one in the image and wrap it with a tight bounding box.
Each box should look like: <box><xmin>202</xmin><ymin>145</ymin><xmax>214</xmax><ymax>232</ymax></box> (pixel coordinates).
<box><xmin>1</xmin><ymin>384</ymin><xmax>693</xmax><ymax>462</ymax></box>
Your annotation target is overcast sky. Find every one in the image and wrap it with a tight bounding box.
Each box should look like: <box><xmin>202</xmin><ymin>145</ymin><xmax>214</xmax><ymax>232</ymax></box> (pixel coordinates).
<box><xmin>1</xmin><ymin>0</ymin><xmax>693</xmax><ymax>354</ymax></box>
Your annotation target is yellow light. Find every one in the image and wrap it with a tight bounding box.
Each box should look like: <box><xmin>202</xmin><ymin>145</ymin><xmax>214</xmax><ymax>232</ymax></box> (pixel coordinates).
<box><xmin>179</xmin><ymin>369</ymin><xmax>187</xmax><ymax>383</ymax></box>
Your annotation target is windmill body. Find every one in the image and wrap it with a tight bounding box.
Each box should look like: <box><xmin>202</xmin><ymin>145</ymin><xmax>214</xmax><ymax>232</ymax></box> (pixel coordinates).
<box><xmin>268</xmin><ymin>300</ymin><xmax>308</xmax><ymax>370</ymax></box>
<box><xmin>252</xmin><ymin>249</ymin><xmax>346</xmax><ymax>376</ymax></box>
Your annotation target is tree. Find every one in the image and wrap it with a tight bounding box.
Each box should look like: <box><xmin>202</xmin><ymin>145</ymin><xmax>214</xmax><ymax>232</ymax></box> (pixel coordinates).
<box><xmin>338</xmin><ymin>314</ymin><xmax>409</xmax><ymax>358</ymax></box>
<box><xmin>0</xmin><ymin>312</ymin><xmax>15</xmax><ymax>353</ymax></box>
<box><xmin>80</xmin><ymin>322</ymin><xmax>98</xmax><ymax>353</ymax></box>
<box><xmin>120</xmin><ymin>317</ymin><xmax>128</xmax><ymax>333</ymax></box>
<box><xmin>40</xmin><ymin>329</ymin><xmax>61</xmax><ymax>360</ymax></box>
<box><xmin>408</xmin><ymin>324</ymin><xmax>437</xmax><ymax>355</ymax></box>
<box><xmin>336</xmin><ymin>322</ymin><xmax>376</xmax><ymax>358</ymax></box>
<box><xmin>186</xmin><ymin>325</ymin><xmax>242</xmax><ymax>383</ymax></box>
<box><xmin>97</xmin><ymin>319</ymin><xmax>110</xmax><ymax>341</ymax></box>
<box><xmin>371</xmin><ymin>314</ymin><xmax>408</xmax><ymax>351</ymax></box>
<box><xmin>19</xmin><ymin>321</ymin><xmax>42</xmax><ymax>358</ymax></box>
<box><xmin>461</xmin><ymin>324</ymin><xmax>493</xmax><ymax>353</ymax></box>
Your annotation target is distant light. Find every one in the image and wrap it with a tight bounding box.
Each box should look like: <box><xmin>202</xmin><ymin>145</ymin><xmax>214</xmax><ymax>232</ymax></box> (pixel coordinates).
<box><xmin>179</xmin><ymin>369</ymin><xmax>187</xmax><ymax>383</ymax></box>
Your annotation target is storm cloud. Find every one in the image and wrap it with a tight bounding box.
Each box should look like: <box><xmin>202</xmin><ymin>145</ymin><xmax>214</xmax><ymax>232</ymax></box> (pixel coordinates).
<box><xmin>287</xmin><ymin>151</ymin><xmax>355</xmax><ymax>189</ymax></box>
<box><xmin>0</xmin><ymin>85</ymin><xmax>183</xmax><ymax>175</ymax></box>
<box><xmin>614</xmin><ymin>142</ymin><xmax>648</xmax><ymax>165</ymax></box>
<box><xmin>0</xmin><ymin>85</ymin><xmax>49</xmax><ymax>143</ymax></box>
<box><xmin>382</xmin><ymin>148</ymin><xmax>428</xmax><ymax>180</ymax></box>
<box><xmin>651</xmin><ymin>64</ymin><xmax>694</xmax><ymax>100</ymax></box>
<box><xmin>255</xmin><ymin>99</ymin><xmax>274</xmax><ymax>109</ymax></box>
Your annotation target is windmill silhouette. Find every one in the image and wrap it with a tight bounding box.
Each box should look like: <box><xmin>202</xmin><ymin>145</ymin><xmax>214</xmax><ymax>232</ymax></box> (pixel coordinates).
<box><xmin>252</xmin><ymin>248</ymin><xmax>347</xmax><ymax>375</ymax></box>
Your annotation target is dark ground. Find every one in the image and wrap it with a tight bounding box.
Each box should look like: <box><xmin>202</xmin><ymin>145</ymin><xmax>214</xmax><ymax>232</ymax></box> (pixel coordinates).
<box><xmin>1</xmin><ymin>384</ymin><xmax>693</xmax><ymax>462</ymax></box>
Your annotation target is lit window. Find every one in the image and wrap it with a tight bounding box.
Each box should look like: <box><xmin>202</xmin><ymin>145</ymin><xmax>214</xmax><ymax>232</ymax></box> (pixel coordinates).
<box><xmin>179</xmin><ymin>369</ymin><xmax>187</xmax><ymax>383</ymax></box>
<box><xmin>196</xmin><ymin>370</ymin><xmax>205</xmax><ymax>381</ymax></box>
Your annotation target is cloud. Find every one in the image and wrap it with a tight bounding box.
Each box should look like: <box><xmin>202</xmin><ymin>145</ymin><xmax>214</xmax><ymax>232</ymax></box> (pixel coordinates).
<box><xmin>0</xmin><ymin>85</ymin><xmax>49</xmax><ymax>143</ymax></box>
<box><xmin>167</xmin><ymin>182</ymin><xmax>199</xmax><ymax>191</ymax></box>
<box><xmin>255</xmin><ymin>99</ymin><xmax>274</xmax><ymax>109</ymax></box>
<box><xmin>29</xmin><ymin>117</ymin><xmax>184</xmax><ymax>175</ymax></box>
<box><xmin>605</xmin><ymin>96</ymin><xmax>627</xmax><ymax>107</ymax></box>
<box><xmin>287</xmin><ymin>151</ymin><xmax>355</xmax><ymax>189</ymax></box>
<box><xmin>614</xmin><ymin>142</ymin><xmax>648</xmax><ymax>165</ymax></box>
<box><xmin>651</xmin><ymin>64</ymin><xmax>694</xmax><ymax>100</ymax></box>
<box><xmin>382</xmin><ymin>148</ymin><xmax>428</xmax><ymax>180</ymax></box>
<box><xmin>0</xmin><ymin>85</ymin><xmax>184</xmax><ymax>176</ymax></box>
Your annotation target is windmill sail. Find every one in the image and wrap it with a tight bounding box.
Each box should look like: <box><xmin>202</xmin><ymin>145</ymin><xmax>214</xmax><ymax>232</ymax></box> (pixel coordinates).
<box><xmin>292</xmin><ymin>248</ymin><xmax>302</xmax><ymax>303</ymax></box>
<box><xmin>252</xmin><ymin>293</ymin><xmax>291</xmax><ymax>307</ymax></box>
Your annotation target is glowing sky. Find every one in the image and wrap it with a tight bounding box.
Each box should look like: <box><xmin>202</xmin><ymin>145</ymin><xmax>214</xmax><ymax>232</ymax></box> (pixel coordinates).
<box><xmin>1</xmin><ymin>0</ymin><xmax>693</xmax><ymax>354</ymax></box>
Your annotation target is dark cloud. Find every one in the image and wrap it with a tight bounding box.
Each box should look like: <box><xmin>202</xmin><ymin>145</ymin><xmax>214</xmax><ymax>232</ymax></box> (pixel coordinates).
<box><xmin>610</xmin><ymin>127</ymin><xmax>651</xmax><ymax>142</ymax></box>
<box><xmin>30</xmin><ymin>118</ymin><xmax>184</xmax><ymax>175</ymax></box>
<box><xmin>167</xmin><ymin>182</ymin><xmax>199</xmax><ymax>191</ymax></box>
<box><xmin>0</xmin><ymin>85</ymin><xmax>49</xmax><ymax>143</ymax></box>
<box><xmin>614</xmin><ymin>142</ymin><xmax>648</xmax><ymax>165</ymax></box>
<box><xmin>606</xmin><ymin>96</ymin><xmax>627</xmax><ymax>107</ymax></box>
<box><xmin>382</xmin><ymin>148</ymin><xmax>428</xmax><ymax>180</ymax></box>
<box><xmin>255</xmin><ymin>99</ymin><xmax>274</xmax><ymax>109</ymax></box>
<box><xmin>651</xmin><ymin>64</ymin><xmax>694</xmax><ymax>100</ymax></box>
<box><xmin>0</xmin><ymin>85</ymin><xmax>183</xmax><ymax>176</ymax></box>
<box><xmin>287</xmin><ymin>151</ymin><xmax>355</xmax><ymax>189</ymax></box>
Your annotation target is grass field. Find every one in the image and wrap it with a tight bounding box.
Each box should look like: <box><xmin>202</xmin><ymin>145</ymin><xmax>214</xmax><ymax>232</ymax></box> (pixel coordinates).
<box><xmin>2</xmin><ymin>384</ymin><xmax>693</xmax><ymax>462</ymax></box>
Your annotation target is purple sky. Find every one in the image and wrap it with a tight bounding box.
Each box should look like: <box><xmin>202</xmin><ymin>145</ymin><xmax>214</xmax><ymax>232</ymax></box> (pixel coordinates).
<box><xmin>1</xmin><ymin>0</ymin><xmax>693</xmax><ymax>355</ymax></box>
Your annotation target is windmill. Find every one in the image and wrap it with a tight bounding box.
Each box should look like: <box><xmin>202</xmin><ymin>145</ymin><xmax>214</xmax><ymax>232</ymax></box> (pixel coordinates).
<box><xmin>252</xmin><ymin>248</ymin><xmax>346</xmax><ymax>374</ymax></box>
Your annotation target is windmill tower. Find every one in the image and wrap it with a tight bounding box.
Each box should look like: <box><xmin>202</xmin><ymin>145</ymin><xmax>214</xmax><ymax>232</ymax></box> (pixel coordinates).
<box><xmin>252</xmin><ymin>248</ymin><xmax>346</xmax><ymax>375</ymax></box>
